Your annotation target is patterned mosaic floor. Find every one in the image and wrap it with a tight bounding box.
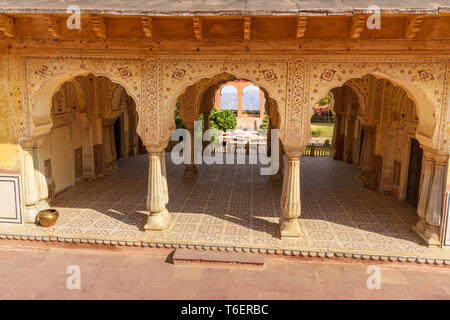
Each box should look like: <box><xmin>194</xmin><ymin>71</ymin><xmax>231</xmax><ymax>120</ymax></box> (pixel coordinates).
<box><xmin>2</xmin><ymin>154</ymin><xmax>450</xmax><ymax>260</ymax></box>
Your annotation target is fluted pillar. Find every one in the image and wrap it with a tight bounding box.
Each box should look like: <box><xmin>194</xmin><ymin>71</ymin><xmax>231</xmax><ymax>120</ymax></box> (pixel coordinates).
<box><xmin>20</xmin><ymin>139</ymin><xmax>40</xmax><ymax>223</ymax></box>
<box><xmin>424</xmin><ymin>158</ymin><xmax>446</xmax><ymax>245</ymax></box>
<box><xmin>413</xmin><ymin>153</ymin><xmax>448</xmax><ymax>246</ymax></box>
<box><xmin>380</xmin><ymin>128</ymin><xmax>396</xmax><ymax>193</ymax></box>
<box><xmin>331</xmin><ymin>114</ymin><xmax>340</xmax><ymax>159</ymax></box>
<box><xmin>259</xmin><ymin>90</ymin><xmax>265</xmax><ymax>119</ymax></box>
<box><xmin>144</xmin><ymin>146</ymin><xmax>169</xmax><ymax>231</ymax></box>
<box><xmin>159</xmin><ymin>151</ymin><xmax>169</xmax><ymax>208</ymax></box>
<box><xmin>183</xmin><ymin>121</ymin><xmax>197</xmax><ymax>181</ymax></box>
<box><xmin>237</xmin><ymin>87</ymin><xmax>244</xmax><ymax>118</ymax></box>
<box><xmin>80</xmin><ymin>114</ymin><xmax>94</xmax><ymax>179</ymax></box>
<box><xmin>344</xmin><ymin>117</ymin><xmax>355</xmax><ymax>163</ymax></box>
<box><xmin>33</xmin><ymin>137</ymin><xmax>50</xmax><ymax>211</ymax></box>
<box><xmin>359</xmin><ymin>127</ymin><xmax>376</xmax><ymax>187</ymax></box>
<box><xmin>110</xmin><ymin>125</ymin><xmax>118</xmax><ymax>169</ymax></box>
<box><xmin>279</xmin><ymin>147</ymin><xmax>302</xmax><ymax>237</ymax></box>
<box><xmin>103</xmin><ymin>126</ymin><xmax>113</xmax><ymax>174</ymax></box>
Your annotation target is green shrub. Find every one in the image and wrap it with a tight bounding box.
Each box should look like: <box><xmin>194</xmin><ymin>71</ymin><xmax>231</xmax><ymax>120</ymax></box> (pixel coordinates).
<box><xmin>259</xmin><ymin>115</ymin><xmax>269</xmax><ymax>130</ymax></box>
<box><xmin>324</xmin><ymin>139</ymin><xmax>331</xmax><ymax>147</ymax></box>
<box><xmin>311</xmin><ymin>128</ymin><xmax>322</xmax><ymax>137</ymax></box>
<box><xmin>209</xmin><ymin>108</ymin><xmax>237</xmax><ymax>132</ymax></box>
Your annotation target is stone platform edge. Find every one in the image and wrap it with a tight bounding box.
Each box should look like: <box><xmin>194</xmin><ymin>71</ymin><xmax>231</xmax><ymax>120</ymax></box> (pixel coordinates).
<box><xmin>1</xmin><ymin>232</ymin><xmax>450</xmax><ymax>266</ymax></box>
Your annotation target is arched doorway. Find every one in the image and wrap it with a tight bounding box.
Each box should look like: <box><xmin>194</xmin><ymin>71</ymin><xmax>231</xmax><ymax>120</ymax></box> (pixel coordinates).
<box><xmin>306</xmin><ymin>74</ymin><xmax>446</xmax><ymax>247</ymax></box>
<box><xmin>44</xmin><ymin>74</ymin><xmax>140</xmax><ymax>197</ymax></box>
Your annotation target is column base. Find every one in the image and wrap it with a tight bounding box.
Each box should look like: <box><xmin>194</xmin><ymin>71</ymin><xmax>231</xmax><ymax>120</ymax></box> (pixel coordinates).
<box><xmin>144</xmin><ymin>208</ymin><xmax>169</xmax><ymax>231</ymax></box>
<box><xmin>24</xmin><ymin>205</ymin><xmax>39</xmax><ymax>224</ymax></box>
<box><xmin>183</xmin><ymin>165</ymin><xmax>197</xmax><ymax>181</ymax></box>
<box><xmin>270</xmin><ymin>171</ymin><xmax>283</xmax><ymax>185</ymax></box>
<box><xmin>380</xmin><ymin>178</ymin><xmax>394</xmax><ymax>194</ymax></box>
<box><xmin>279</xmin><ymin>217</ymin><xmax>301</xmax><ymax>238</ymax></box>
<box><xmin>104</xmin><ymin>164</ymin><xmax>113</xmax><ymax>175</ymax></box>
<box><xmin>412</xmin><ymin>219</ymin><xmax>441</xmax><ymax>247</ymax></box>
<box><xmin>36</xmin><ymin>200</ymin><xmax>50</xmax><ymax>212</ymax></box>
<box><xmin>359</xmin><ymin>170</ymin><xmax>373</xmax><ymax>188</ymax></box>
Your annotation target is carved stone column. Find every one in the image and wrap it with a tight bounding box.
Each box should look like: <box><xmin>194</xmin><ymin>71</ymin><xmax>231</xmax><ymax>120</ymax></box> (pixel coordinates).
<box><xmin>33</xmin><ymin>137</ymin><xmax>50</xmax><ymax>211</ymax></box>
<box><xmin>413</xmin><ymin>153</ymin><xmax>448</xmax><ymax>246</ymax></box>
<box><xmin>380</xmin><ymin>128</ymin><xmax>396</xmax><ymax>193</ymax></box>
<box><xmin>102</xmin><ymin>125</ymin><xmax>113</xmax><ymax>174</ymax></box>
<box><xmin>279</xmin><ymin>147</ymin><xmax>302</xmax><ymax>237</ymax></box>
<box><xmin>344</xmin><ymin>117</ymin><xmax>355</xmax><ymax>163</ymax></box>
<box><xmin>80</xmin><ymin>114</ymin><xmax>94</xmax><ymax>179</ymax></box>
<box><xmin>20</xmin><ymin>139</ymin><xmax>40</xmax><ymax>223</ymax></box>
<box><xmin>144</xmin><ymin>145</ymin><xmax>169</xmax><ymax>231</ymax></box>
<box><xmin>331</xmin><ymin>114</ymin><xmax>341</xmax><ymax>159</ymax></box>
<box><xmin>359</xmin><ymin>126</ymin><xmax>376</xmax><ymax>187</ymax></box>
<box><xmin>237</xmin><ymin>86</ymin><xmax>244</xmax><ymax>118</ymax></box>
<box><xmin>109</xmin><ymin>125</ymin><xmax>118</xmax><ymax>169</ymax></box>
<box><xmin>183</xmin><ymin>120</ymin><xmax>197</xmax><ymax>181</ymax></box>
<box><xmin>413</xmin><ymin>153</ymin><xmax>435</xmax><ymax>239</ymax></box>
<box><xmin>159</xmin><ymin>151</ymin><xmax>169</xmax><ymax>208</ymax></box>
<box><xmin>259</xmin><ymin>90</ymin><xmax>265</xmax><ymax>119</ymax></box>
<box><xmin>424</xmin><ymin>159</ymin><xmax>446</xmax><ymax>245</ymax></box>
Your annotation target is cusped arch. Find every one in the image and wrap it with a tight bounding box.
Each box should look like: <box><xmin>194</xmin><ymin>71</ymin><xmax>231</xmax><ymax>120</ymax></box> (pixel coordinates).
<box><xmin>25</xmin><ymin>56</ymin><xmax>143</xmax><ymax>138</ymax></box>
<box><xmin>164</xmin><ymin>69</ymin><xmax>286</xmax><ymax>141</ymax></box>
<box><xmin>308</xmin><ymin>69</ymin><xmax>439</xmax><ymax>148</ymax></box>
<box><xmin>160</xmin><ymin>58</ymin><xmax>290</xmax><ymax>142</ymax></box>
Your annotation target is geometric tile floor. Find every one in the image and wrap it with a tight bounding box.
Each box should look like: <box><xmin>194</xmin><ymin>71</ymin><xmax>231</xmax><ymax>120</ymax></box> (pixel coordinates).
<box><xmin>1</xmin><ymin>154</ymin><xmax>450</xmax><ymax>261</ymax></box>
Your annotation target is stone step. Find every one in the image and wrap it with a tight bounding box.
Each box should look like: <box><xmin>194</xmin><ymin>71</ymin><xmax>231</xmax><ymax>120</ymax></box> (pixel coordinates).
<box><xmin>172</xmin><ymin>248</ymin><xmax>264</xmax><ymax>268</ymax></box>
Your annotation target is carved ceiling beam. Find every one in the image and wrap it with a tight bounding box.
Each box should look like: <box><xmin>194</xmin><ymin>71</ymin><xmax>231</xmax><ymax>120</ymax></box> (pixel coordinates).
<box><xmin>296</xmin><ymin>17</ymin><xmax>307</xmax><ymax>38</ymax></box>
<box><xmin>350</xmin><ymin>15</ymin><xmax>367</xmax><ymax>39</ymax></box>
<box><xmin>406</xmin><ymin>15</ymin><xmax>424</xmax><ymax>39</ymax></box>
<box><xmin>193</xmin><ymin>17</ymin><xmax>202</xmax><ymax>40</ymax></box>
<box><xmin>44</xmin><ymin>15</ymin><xmax>61</xmax><ymax>39</ymax></box>
<box><xmin>0</xmin><ymin>14</ymin><xmax>16</xmax><ymax>38</ymax></box>
<box><xmin>244</xmin><ymin>17</ymin><xmax>251</xmax><ymax>40</ymax></box>
<box><xmin>141</xmin><ymin>17</ymin><xmax>153</xmax><ymax>39</ymax></box>
<box><xmin>91</xmin><ymin>15</ymin><xmax>107</xmax><ymax>39</ymax></box>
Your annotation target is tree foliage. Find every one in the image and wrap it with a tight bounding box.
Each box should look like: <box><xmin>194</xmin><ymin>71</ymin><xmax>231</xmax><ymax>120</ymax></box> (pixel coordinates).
<box><xmin>318</xmin><ymin>93</ymin><xmax>332</xmax><ymax>106</ymax></box>
<box><xmin>174</xmin><ymin>100</ymin><xmax>184</xmax><ymax>129</ymax></box>
<box><xmin>209</xmin><ymin>108</ymin><xmax>237</xmax><ymax>132</ymax></box>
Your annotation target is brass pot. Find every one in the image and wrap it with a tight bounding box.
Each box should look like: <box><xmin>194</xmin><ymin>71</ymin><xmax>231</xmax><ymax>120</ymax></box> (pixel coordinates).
<box><xmin>37</xmin><ymin>209</ymin><xmax>59</xmax><ymax>227</ymax></box>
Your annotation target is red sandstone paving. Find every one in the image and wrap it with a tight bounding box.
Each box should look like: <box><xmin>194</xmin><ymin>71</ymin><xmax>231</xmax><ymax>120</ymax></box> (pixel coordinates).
<box><xmin>1</xmin><ymin>247</ymin><xmax>450</xmax><ymax>300</ymax></box>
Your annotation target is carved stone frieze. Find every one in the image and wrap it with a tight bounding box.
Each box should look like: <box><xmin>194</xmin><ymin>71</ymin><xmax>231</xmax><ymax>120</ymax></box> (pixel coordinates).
<box><xmin>19</xmin><ymin>54</ymin><xmax>449</xmax><ymax>155</ymax></box>
<box><xmin>305</xmin><ymin>57</ymin><xmax>448</xmax><ymax>151</ymax></box>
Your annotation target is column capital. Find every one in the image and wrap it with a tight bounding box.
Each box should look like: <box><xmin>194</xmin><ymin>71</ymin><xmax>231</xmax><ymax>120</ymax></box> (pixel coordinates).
<box><xmin>146</xmin><ymin>143</ymin><xmax>167</xmax><ymax>154</ymax></box>
<box><xmin>423</xmin><ymin>149</ymin><xmax>449</xmax><ymax>164</ymax></box>
<box><xmin>433</xmin><ymin>153</ymin><xmax>449</xmax><ymax>165</ymax></box>
<box><xmin>19</xmin><ymin>137</ymin><xmax>35</xmax><ymax>150</ymax></box>
<box><xmin>283</xmin><ymin>145</ymin><xmax>306</xmax><ymax>159</ymax></box>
